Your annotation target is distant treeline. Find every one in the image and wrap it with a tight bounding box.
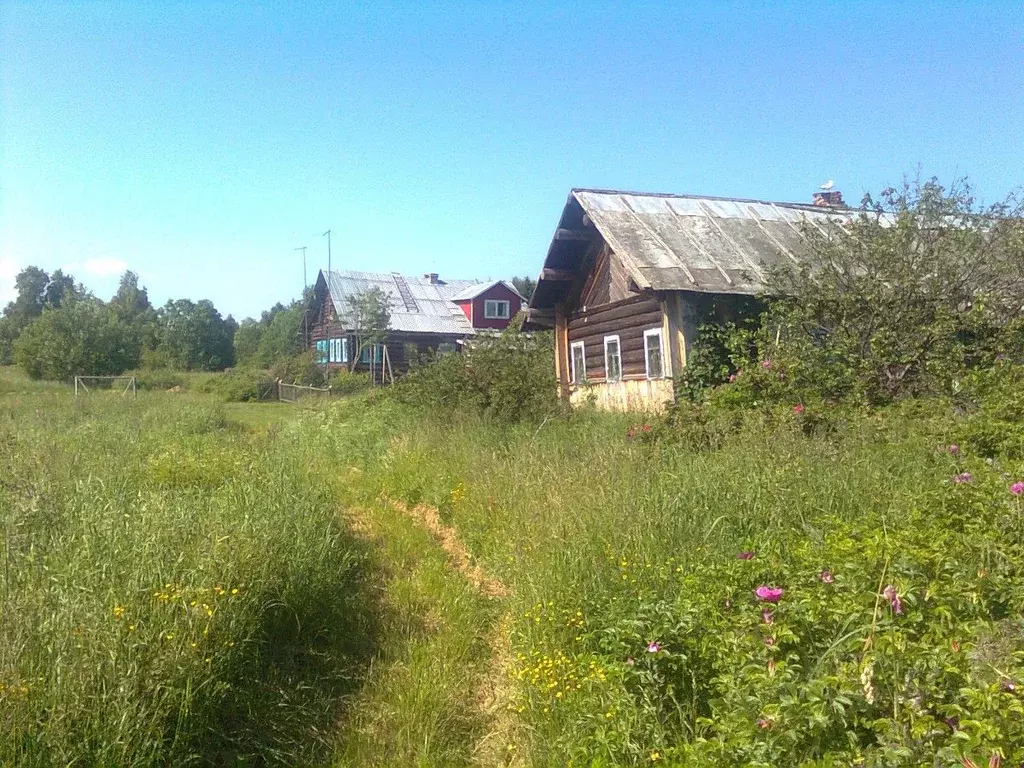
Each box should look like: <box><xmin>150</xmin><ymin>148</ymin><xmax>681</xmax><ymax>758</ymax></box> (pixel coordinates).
<box><xmin>0</xmin><ymin>267</ymin><xmax>304</xmax><ymax>380</ymax></box>
<box><xmin>0</xmin><ymin>268</ymin><xmax>538</xmax><ymax>382</ymax></box>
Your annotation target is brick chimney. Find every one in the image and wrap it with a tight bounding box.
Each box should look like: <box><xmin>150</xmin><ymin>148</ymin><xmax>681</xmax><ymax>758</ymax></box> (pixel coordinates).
<box><xmin>423</xmin><ymin>272</ymin><xmax>440</xmax><ymax>284</ymax></box>
<box><xmin>812</xmin><ymin>190</ymin><xmax>845</xmax><ymax>207</ymax></box>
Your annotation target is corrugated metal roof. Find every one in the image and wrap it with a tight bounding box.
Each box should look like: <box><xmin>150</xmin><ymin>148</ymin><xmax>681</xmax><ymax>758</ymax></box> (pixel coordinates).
<box><xmin>448</xmin><ymin>279</ymin><xmax>525</xmax><ymax>301</ymax></box>
<box><xmin>323</xmin><ymin>270</ymin><xmax>487</xmax><ymax>336</ymax></box>
<box><xmin>533</xmin><ymin>189</ymin><xmax>893</xmax><ymax>305</ymax></box>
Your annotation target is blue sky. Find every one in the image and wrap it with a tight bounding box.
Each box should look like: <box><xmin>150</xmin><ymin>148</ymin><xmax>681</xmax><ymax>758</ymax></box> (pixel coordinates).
<box><xmin>2</xmin><ymin>1</ymin><xmax>1022</xmax><ymax>319</ymax></box>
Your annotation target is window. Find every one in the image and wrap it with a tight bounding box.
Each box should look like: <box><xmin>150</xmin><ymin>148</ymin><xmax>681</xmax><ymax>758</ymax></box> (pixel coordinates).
<box><xmin>570</xmin><ymin>341</ymin><xmax>587</xmax><ymax>384</ymax></box>
<box><xmin>604</xmin><ymin>335</ymin><xmax>621</xmax><ymax>382</ymax></box>
<box><xmin>644</xmin><ymin>328</ymin><xmax>665</xmax><ymax>379</ymax></box>
<box><xmin>359</xmin><ymin>343</ymin><xmax>383</xmax><ymax>364</ymax></box>
<box><xmin>329</xmin><ymin>338</ymin><xmax>337</xmax><ymax>363</ymax></box>
<box><xmin>339</xmin><ymin>338</ymin><xmax>349</xmax><ymax>363</ymax></box>
<box><xmin>484</xmin><ymin>299</ymin><xmax>510</xmax><ymax>319</ymax></box>
<box><xmin>315</xmin><ymin>339</ymin><xmax>328</xmax><ymax>364</ymax></box>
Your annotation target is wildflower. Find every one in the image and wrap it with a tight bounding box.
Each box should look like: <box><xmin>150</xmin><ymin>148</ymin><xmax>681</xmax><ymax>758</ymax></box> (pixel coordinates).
<box><xmin>756</xmin><ymin>717</ymin><xmax>772</xmax><ymax>729</ymax></box>
<box><xmin>761</xmin><ymin>607</ymin><xmax>774</xmax><ymax>624</ymax></box>
<box><xmin>820</xmin><ymin>569</ymin><xmax>835</xmax><ymax>583</ymax></box>
<box><xmin>1011</xmin><ymin>481</ymin><xmax>1024</xmax><ymax>496</ymax></box>
<box><xmin>736</xmin><ymin>551</ymin><xmax>755</xmax><ymax>560</ymax></box>
<box><xmin>943</xmin><ymin>715</ymin><xmax>959</xmax><ymax>731</ymax></box>
<box><xmin>761</xmin><ymin>360</ymin><xmax>772</xmax><ymax>369</ymax></box>
<box><xmin>952</xmin><ymin>640</ymin><xmax>961</xmax><ymax>652</ymax></box>
<box><xmin>764</xmin><ymin>635</ymin><xmax>775</xmax><ymax>646</ymax></box>
<box><xmin>883</xmin><ymin>585</ymin><xmax>903</xmax><ymax>615</ymax></box>
<box><xmin>647</xmin><ymin>641</ymin><xmax>661</xmax><ymax>654</ymax></box>
<box><xmin>728</xmin><ymin>374</ymin><xmax>737</xmax><ymax>383</ymax></box>
<box><xmin>625</xmin><ymin>656</ymin><xmax>635</xmax><ymax>666</ymax></box>
<box><xmin>650</xmin><ymin>750</ymin><xmax>661</xmax><ymax>762</ymax></box>
<box><xmin>1002</xmin><ymin>679</ymin><xmax>1017</xmax><ymax>694</ymax></box>
<box><xmin>948</xmin><ymin>443</ymin><xmax>960</xmax><ymax>456</ymax></box>
<box><xmin>861</xmin><ymin>664</ymin><xmax>875</xmax><ymax>704</ymax></box>
<box><xmin>724</xmin><ymin>598</ymin><xmax>733</xmax><ymax>609</ymax></box>
<box><xmin>755</xmin><ymin>585</ymin><xmax>784</xmax><ymax>602</ymax></box>
<box><xmin>793</xmin><ymin>403</ymin><xmax>805</xmax><ymax>415</ymax></box>
<box><xmin>953</xmin><ymin>472</ymin><xmax>973</xmax><ymax>484</ymax></box>
<box><xmin>112</xmin><ymin>606</ymin><xmax>126</xmax><ymax>619</ymax></box>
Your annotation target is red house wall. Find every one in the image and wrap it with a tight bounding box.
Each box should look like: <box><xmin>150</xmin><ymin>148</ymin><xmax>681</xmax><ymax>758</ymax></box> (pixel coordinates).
<box><xmin>468</xmin><ymin>283</ymin><xmax>522</xmax><ymax>330</ymax></box>
<box><xmin>456</xmin><ymin>299</ymin><xmax>473</xmax><ymax>322</ymax></box>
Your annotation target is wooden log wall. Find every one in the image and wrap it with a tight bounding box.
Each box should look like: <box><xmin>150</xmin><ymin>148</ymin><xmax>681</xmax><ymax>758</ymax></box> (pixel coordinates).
<box><xmin>567</xmin><ymin>294</ymin><xmax>664</xmax><ymax>382</ymax></box>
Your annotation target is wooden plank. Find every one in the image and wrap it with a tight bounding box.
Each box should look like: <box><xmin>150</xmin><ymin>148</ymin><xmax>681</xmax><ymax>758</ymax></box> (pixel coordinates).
<box><xmin>541</xmin><ymin>268</ymin><xmax>575</xmax><ymax>281</ymax></box>
<box><xmin>554</xmin><ymin>228</ymin><xmax>593</xmax><ymax>241</ymax></box>
<box><xmin>568</xmin><ymin>311</ymin><xmax>663</xmax><ymax>342</ymax></box>
<box><xmin>569</xmin><ymin>296</ymin><xmax>660</xmax><ymax>324</ymax></box>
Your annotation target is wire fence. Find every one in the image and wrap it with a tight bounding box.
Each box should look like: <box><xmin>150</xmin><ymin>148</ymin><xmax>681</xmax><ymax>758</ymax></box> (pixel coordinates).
<box><xmin>277</xmin><ymin>381</ymin><xmax>337</xmax><ymax>404</ymax></box>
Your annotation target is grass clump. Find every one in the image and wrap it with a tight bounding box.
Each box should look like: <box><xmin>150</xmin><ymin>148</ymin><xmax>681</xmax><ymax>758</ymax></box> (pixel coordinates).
<box><xmin>0</xmin><ymin>389</ymin><xmax>377</xmax><ymax>765</ymax></box>
<box><xmin>297</xmin><ymin>372</ymin><xmax>1024</xmax><ymax>766</ymax></box>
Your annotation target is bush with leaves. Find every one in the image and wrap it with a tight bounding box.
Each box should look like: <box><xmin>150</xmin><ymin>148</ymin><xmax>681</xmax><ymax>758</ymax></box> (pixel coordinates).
<box><xmin>14</xmin><ymin>298</ymin><xmax>141</xmax><ymax>380</ymax></box>
<box><xmin>762</xmin><ymin>178</ymin><xmax>1024</xmax><ymax>404</ymax></box>
<box><xmin>393</xmin><ymin>329</ymin><xmax>560</xmax><ymax>422</ymax></box>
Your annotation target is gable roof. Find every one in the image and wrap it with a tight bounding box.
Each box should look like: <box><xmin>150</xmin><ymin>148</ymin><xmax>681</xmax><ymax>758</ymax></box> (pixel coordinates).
<box><xmin>318</xmin><ymin>269</ymin><xmax>491</xmax><ymax>336</ymax></box>
<box><xmin>530</xmin><ymin>188</ymin><xmax>892</xmax><ymax>310</ymax></box>
<box><xmin>448</xmin><ymin>279</ymin><xmax>525</xmax><ymax>302</ymax></box>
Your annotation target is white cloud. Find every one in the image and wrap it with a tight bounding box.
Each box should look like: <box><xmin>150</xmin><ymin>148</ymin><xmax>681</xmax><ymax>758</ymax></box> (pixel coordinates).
<box><xmin>82</xmin><ymin>256</ymin><xmax>128</xmax><ymax>277</ymax></box>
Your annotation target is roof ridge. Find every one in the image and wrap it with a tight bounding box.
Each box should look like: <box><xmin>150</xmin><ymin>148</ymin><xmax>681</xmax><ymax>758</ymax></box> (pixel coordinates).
<box><xmin>571</xmin><ymin>187</ymin><xmax>847</xmax><ymax>211</ymax></box>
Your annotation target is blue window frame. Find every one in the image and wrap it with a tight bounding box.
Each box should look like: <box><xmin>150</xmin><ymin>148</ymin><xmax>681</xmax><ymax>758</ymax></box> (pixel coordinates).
<box><xmin>315</xmin><ymin>339</ymin><xmax>328</xmax><ymax>364</ymax></box>
<box><xmin>359</xmin><ymin>343</ymin><xmax>383</xmax><ymax>364</ymax></box>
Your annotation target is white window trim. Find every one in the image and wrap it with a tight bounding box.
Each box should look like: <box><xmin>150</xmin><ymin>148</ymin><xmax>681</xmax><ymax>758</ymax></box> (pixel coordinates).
<box><xmin>484</xmin><ymin>299</ymin><xmax>510</xmax><ymax>319</ymax></box>
<box><xmin>604</xmin><ymin>335</ymin><xmax>621</xmax><ymax>383</ymax></box>
<box><xmin>570</xmin><ymin>340</ymin><xmax>586</xmax><ymax>384</ymax></box>
<box><xmin>644</xmin><ymin>327</ymin><xmax>666</xmax><ymax>379</ymax></box>
<box><xmin>340</xmin><ymin>337</ymin><xmax>349</xmax><ymax>363</ymax></box>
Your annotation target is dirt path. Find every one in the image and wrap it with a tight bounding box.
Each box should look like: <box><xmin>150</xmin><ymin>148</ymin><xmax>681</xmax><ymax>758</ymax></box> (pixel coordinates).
<box><xmin>385</xmin><ymin>499</ymin><xmax>521</xmax><ymax>768</ymax></box>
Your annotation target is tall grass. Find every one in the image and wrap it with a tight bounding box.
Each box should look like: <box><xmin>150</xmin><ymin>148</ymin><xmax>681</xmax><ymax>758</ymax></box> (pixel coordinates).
<box><xmin>0</xmin><ymin>387</ymin><xmax>376</xmax><ymax>765</ymax></box>
<box><xmin>299</xmin><ymin>397</ymin><xmax>1024</xmax><ymax>765</ymax></box>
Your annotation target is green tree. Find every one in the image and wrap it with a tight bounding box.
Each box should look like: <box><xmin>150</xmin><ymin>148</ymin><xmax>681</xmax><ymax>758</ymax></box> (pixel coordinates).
<box><xmin>762</xmin><ymin>177</ymin><xmax>1024</xmax><ymax>402</ymax></box>
<box><xmin>346</xmin><ymin>287</ymin><xmax>391</xmax><ymax>373</ymax></box>
<box><xmin>156</xmin><ymin>299</ymin><xmax>235</xmax><ymax>371</ymax></box>
<box><xmin>511</xmin><ymin>276</ymin><xmax>536</xmax><ymax>302</ymax></box>
<box><xmin>0</xmin><ymin>266</ymin><xmax>89</xmax><ymax>363</ymax></box>
<box><xmin>14</xmin><ymin>299</ymin><xmax>137</xmax><ymax>380</ymax></box>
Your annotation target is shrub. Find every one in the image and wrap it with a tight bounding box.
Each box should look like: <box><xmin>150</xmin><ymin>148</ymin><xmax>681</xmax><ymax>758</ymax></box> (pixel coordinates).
<box><xmin>328</xmin><ymin>367</ymin><xmax>371</xmax><ymax>395</ymax></box>
<box><xmin>393</xmin><ymin>329</ymin><xmax>560</xmax><ymax>422</ymax></box>
<box><xmin>270</xmin><ymin>350</ymin><xmax>325</xmax><ymax>386</ymax></box>
<box><xmin>192</xmin><ymin>368</ymin><xmax>275</xmax><ymax>402</ymax></box>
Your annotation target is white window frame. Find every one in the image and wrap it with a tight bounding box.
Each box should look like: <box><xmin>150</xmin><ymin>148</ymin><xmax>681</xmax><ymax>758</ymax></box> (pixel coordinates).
<box><xmin>329</xmin><ymin>338</ymin><xmax>337</xmax><ymax>363</ymax></box>
<box><xmin>483</xmin><ymin>299</ymin><xmax>510</xmax><ymax>319</ymax></box>
<box><xmin>340</xmin><ymin>338</ymin><xmax>349</xmax><ymax>363</ymax></box>
<box><xmin>604</xmin><ymin>335</ymin><xmax>621</xmax><ymax>383</ymax></box>
<box><xmin>644</xmin><ymin>327</ymin><xmax>666</xmax><ymax>379</ymax></box>
<box><xmin>570</xmin><ymin>340</ymin><xmax>586</xmax><ymax>384</ymax></box>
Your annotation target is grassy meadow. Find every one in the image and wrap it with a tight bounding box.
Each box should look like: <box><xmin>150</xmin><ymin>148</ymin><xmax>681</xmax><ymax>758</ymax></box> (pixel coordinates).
<box><xmin>2</xmin><ymin>367</ymin><xmax>1024</xmax><ymax>766</ymax></box>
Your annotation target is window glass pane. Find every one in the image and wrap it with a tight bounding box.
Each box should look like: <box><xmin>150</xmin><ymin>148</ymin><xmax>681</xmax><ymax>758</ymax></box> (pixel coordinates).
<box><xmin>606</xmin><ymin>338</ymin><xmax>621</xmax><ymax>382</ymax></box>
<box><xmin>646</xmin><ymin>331</ymin><xmax>663</xmax><ymax>378</ymax></box>
<box><xmin>571</xmin><ymin>344</ymin><xmax>586</xmax><ymax>383</ymax></box>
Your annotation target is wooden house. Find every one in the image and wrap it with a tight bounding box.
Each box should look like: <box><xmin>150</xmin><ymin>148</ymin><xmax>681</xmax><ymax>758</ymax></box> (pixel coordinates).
<box><xmin>524</xmin><ymin>188</ymin><xmax>855</xmax><ymax>411</ymax></box>
<box><xmin>308</xmin><ymin>269</ymin><xmax>523</xmax><ymax>375</ymax></box>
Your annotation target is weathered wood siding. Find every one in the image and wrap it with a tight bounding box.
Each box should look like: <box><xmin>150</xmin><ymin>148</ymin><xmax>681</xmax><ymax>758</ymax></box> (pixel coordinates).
<box><xmin>579</xmin><ymin>245</ymin><xmax>634</xmax><ymax>307</ymax></box>
<box><xmin>566</xmin><ymin>294</ymin><xmax>663</xmax><ymax>383</ymax></box>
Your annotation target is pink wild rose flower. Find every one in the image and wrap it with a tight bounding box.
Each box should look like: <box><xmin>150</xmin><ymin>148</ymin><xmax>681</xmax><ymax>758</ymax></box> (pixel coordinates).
<box><xmin>1011</xmin><ymin>481</ymin><xmax>1024</xmax><ymax>496</ymax></box>
<box><xmin>953</xmin><ymin>472</ymin><xmax>973</xmax><ymax>484</ymax></box>
<box><xmin>755</xmin><ymin>585</ymin><xmax>784</xmax><ymax>603</ymax></box>
<box><xmin>793</xmin><ymin>404</ymin><xmax>805</xmax><ymax>415</ymax></box>
<box><xmin>736</xmin><ymin>551</ymin><xmax>755</xmax><ymax>560</ymax></box>
<box><xmin>647</xmin><ymin>641</ymin><xmax>660</xmax><ymax>653</ymax></box>
<box><xmin>883</xmin><ymin>585</ymin><xmax>903</xmax><ymax>615</ymax></box>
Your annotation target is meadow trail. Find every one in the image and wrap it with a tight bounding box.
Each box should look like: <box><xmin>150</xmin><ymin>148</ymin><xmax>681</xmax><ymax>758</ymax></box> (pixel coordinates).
<box><xmin>332</xmin><ymin>494</ymin><xmax>514</xmax><ymax>767</ymax></box>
